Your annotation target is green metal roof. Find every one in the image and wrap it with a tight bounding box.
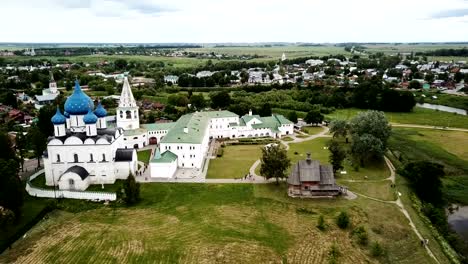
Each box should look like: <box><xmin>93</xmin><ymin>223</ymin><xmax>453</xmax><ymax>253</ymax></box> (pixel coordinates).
<box><xmin>241</xmin><ymin>115</ymin><xmax>261</xmax><ymax>124</ymax></box>
<box><xmin>203</xmin><ymin>110</ymin><xmax>238</xmax><ymax>118</ymax></box>
<box><xmin>141</xmin><ymin>122</ymin><xmax>176</xmax><ymax>131</ymax></box>
<box><xmin>160</xmin><ymin>112</ymin><xmax>211</xmax><ymax>144</ymax></box>
<box><xmin>151</xmin><ymin>150</ymin><xmax>177</xmax><ymax>163</ymax></box>
<box><xmin>273</xmin><ymin>114</ymin><xmax>293</xmax><ymax>125</ymax></box>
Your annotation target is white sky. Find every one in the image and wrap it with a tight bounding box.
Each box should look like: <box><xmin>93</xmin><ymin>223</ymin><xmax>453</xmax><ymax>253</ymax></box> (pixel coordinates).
<box><xmin>1</xmin><ymin>0</ymin><xmax>468</xmax><ymax>43</ymax></box>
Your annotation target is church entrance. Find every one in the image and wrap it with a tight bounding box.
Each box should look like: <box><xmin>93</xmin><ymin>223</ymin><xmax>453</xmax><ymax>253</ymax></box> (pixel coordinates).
<box><xmin>133</xmin><ymin>144</ymin><xmax>139</xmax><ymax>149</ymax></box>
<box><xmin>149</xmin><ymin>137</ymin><xmax>158</xmax><ymax>145</ymax></box>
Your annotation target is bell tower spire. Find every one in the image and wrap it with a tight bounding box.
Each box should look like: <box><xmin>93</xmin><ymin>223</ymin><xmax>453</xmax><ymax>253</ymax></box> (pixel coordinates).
<box><xmin>116</xmin><ymin>77</ymin><xmax>139</xmax><ymax>130</ymax></box>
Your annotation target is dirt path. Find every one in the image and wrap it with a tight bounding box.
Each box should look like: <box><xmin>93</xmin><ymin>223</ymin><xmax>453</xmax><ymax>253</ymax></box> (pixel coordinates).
<box><xmin>392</xmin><ymin>123</ymin><xmax>468</xmax><ymax>132</ymax></box>
<box><xmin>351</xmin><ymin>156</ymin><xmax>440</xmax><ymax>264</ymax></box>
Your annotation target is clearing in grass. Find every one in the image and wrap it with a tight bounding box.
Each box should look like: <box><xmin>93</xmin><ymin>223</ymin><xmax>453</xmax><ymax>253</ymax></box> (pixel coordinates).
<box><xmin>207</xmin><ymin>145</ymin><xmax>262</xmax><ymax>179</ymax></box>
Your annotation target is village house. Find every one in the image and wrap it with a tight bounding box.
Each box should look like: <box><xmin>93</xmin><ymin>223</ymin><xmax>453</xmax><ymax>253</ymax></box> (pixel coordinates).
<box><xmin>287</xmin><ymin>153</ymin><xmax>345</xmax><ymax>198</ymax></box>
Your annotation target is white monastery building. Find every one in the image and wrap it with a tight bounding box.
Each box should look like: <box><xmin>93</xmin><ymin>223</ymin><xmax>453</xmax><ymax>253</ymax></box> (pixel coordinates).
<box><xmin>43</xmin><ymin>76</ymin><xmax>294</xmax><ymax>191</ymax></box>
<box><xmin>43</xmin><ymin>80</ymin><xmax>137</xmax><ymax>191</ymax></box>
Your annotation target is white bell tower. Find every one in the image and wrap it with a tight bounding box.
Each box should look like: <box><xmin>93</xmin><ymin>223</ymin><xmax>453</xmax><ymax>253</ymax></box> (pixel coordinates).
<box><xmin>49</xmin><ymin>71</ymin><xmax>58</xmax><ymax>94</ymax></box>
<box><xmin>116</xmin><ymin>77</ymin><xmax>140</xmax><ymax>130</ymax></box>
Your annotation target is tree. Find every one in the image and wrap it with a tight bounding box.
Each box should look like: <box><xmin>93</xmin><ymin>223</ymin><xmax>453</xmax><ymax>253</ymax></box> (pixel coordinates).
<box><xmin>1</xmin><ymin>92</ymin><xmax>18</xmax><ymax>108</ymax></box>
<box><xmin>189</xmin><ymin>94</ymin><xmax>206</xmax><ymax>109</ymax></box>
<box><xmin>399</xmin><ymin>161</ymin><xmax>444</xmax><ymax>205</ymax></box>
<box><xmin>408</xmin><ymin>80</ymin><xmax>422</xmax><ymax>89</ymax></box>
<box><xmin>328</xmin><ymin>140</ymin><xmax>346</xmax><ymax>173</ymax></box>
<box><xmin>0</xmin><ymin>159</ymin><xmax>22</xmax><ymax>218</ymax></box>
<box><xmin>304</xmin><ymin>110</ymin><xmax>324</xmax><ymax>126</ymax></box>
<box><xmin>317</xmin><ymin>215</ymin><xmax>327</xmax><ymax>231</ymax></box>
<box><xmin>260</xmin><ymin>144</ymin><xmax>290</xmax><ymax>184</ymax></box>
<box><xmin>351</xmin><ymin>134</ymin><xmax>384</xmax><ymax>166</ymax></box>
<box><xmin>258</xmin><ymin>103</ymin><xmax>272</xmax><ymax>116</ymax></box>
<box><xmin>28</xmin><ymin>126</ymin><xmax>47</xmax><ymax>169</ymax></box>
<box><xmin>37</xmin><ymin>104</ymin><xmax>56</xmax><ymax>136</ymax></box>
<box><xmin>0</xmin><ymin>206</ymin><xmax>15</xmax><ymax>229</ymax></box>
<box><xmin>123</xmin><ymin>173</ymin><xmax>140</xmax><ymax>205</ymax></box>
<box><xmin>287</xmin><ymin>111</ymin><xmax>298</xmax><ymax>124</ymax></box>
<box><xmin>329</xmin><ymin>120</ymin><xmax>349</xmax><ymax>142</ymax></box>
<box><xmin>210</xmin><ymin>91</ymin><xmax>231</xmax><ymax>109</ymax></box>
<box><xmin>336</xmin><ymin>211</ymin><xmax>350</xmax><ymax>229</ymax></box>
<box><xmin>454</xmin><ymin>72</ymin><xmax>464</xmax><ymax>83</ymax></box>
<box><xmin>349</xmin><ymin>111</ymin><xmax>391</xmax><ymax>148</ymax></box>
<box><xmin>16</xmin><ymin>127</ymin><xmax>27</xmax><ymax>172</ymax></box>
<box><xmin>114</xmin><ymin>59</ymin><xmax>128</xmax><ymax>70</ymax></box>
<box><xmin>0</xmin><ymin>132</ymin><xmax>16</xmax><ymax>161</ymax></box>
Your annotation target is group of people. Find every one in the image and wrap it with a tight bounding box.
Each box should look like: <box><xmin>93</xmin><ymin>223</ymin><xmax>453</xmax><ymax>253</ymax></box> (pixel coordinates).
<box><xmin>136</xmin><ymin>164</ymin><xmax>148</xmax><ymax>177</ymax></box>
<box><xmin>242</xmin><ymin>173</ymin><xmax>255</xmax><ymax>181</ymax></box>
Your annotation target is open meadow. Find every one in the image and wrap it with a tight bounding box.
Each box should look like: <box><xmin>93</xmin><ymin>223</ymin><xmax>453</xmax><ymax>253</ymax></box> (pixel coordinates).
<box><xmin>389</xmin><ymin>128</ymin><xmax>468</xmax><ymax>204</ymax></box>
<box><xmin>326</xmin><ymin>107</ymin><xmax>468</xmax><ymax>129</ymax></box>
<box><xmin>0</xmin><ymin>182</ymin><xmax>442</xmax><ymax>264</ymax></box>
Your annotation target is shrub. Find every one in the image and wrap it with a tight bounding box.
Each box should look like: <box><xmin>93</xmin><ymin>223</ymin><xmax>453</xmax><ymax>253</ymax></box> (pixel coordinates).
<box><xmin>370</xmin><ymin>241</ymin><xmax>385</xmax><ymax>257</ymax></box>
<box><xmin>336</xmin><ymin>211</ymin><xmax>350</xmax><ymax>229</ymax></box>
<box><xmin>216</xmin><ymin>148</ymin><xmax>224</xmax><ymax>157</ymax></box>
<box><xmin>352</xmin><ymin>226</ymin><xmax>369</xmax><ymax>245</ymax></box>
<box><xmin>328</xmin><ymin>243</ymin><xmax>340</xmax><ymax>264</ymax></box>
<box><xmin>317</xmin><ymin>215</ymin><xmax>327</xmax><ymax>231</ymax></box>
<box><xmin>296</xmin><ymin>207</ymin><xmax>315</xmax><ymax>214</ymax></box>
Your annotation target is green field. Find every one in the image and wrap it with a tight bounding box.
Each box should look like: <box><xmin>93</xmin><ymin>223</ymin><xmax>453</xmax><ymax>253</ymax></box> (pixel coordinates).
<box><xmin>207</xmin><ymin>145</ymin><xmax>262</xmax><ymax>179</ymax></box>
<box><xmin>327</xmin><ymin>107</ymin><xmax>468</xmax><ymax>129</ymax></box>
<box><xmin>288</xmin><ymin>137</ymin><xmax>389</xmax><ymax>181</ymax></box>
<box><xmin>362</xmin><ymin>43</ymin><xmax>468</xmax><ymax>55</ymax></box>
<box><xmin>186</xmin><ymin>45</ymin><xmax>349</xmax><ymax>60</ymax></box>
<box><xmin>389</xmin><ymin>128</ymin><xmax>468</xmax><ymax>204</ymax></box>
<box><xmin>301</xmin><ymin>126</ymin><xmax>326</xmax><ymax>135</ymax></box>
<box><xmin>0</xmin><ymin>182</ymin><xmax>442</xmax><ymax>264</ymax></box>
<box><xmin>137</xmin><ymin>149</ymin><xmax>152</xmax><ymax>164</ymax></box>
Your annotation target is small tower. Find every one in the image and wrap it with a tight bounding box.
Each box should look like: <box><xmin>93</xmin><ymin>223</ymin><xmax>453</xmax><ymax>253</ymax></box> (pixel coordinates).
<box><xmin>83</xmin><ymin>109</ymin><xmax>98</xmax><ymax>137</ymax></box>
<box><xmin>281</xmin><ymin>53</ymin><xmax>287</xmax><ymax>61</ymax></box>
<box><xmin>116</xmin><ymin>77</ymin><xmax>140</xmax><ymax>130</ymax></box>
<box><xmin>94</xmin><ymin>101</ymin><xmax>107</xmax><ymax>129</ymax></box>
<box><xmin>49</xmin><ymin>71</ymin><xmax>58</xmax><ymax>94</ymax></box>
<box><xmin>51</xmin><ymin>107</ymin><xmax>66</xmax><ymax>137</ymax></box>
<box><xmin>248</xmin><ymin>109</ymin><xmax>252</xmax><ymax>116</ymax></box>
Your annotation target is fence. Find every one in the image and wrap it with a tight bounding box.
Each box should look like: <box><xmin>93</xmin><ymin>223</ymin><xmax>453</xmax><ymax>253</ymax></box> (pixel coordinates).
<box><xmin>26</xmin><ymin>170</ymin><xmax>117</xmax><ymax>201</ymax></box>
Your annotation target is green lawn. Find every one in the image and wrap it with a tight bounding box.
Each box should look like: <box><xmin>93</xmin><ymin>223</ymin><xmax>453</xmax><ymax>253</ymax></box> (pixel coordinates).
<box><xmin>0</xmin><ymin>183</ymin><xmax>442</xmax><ymax>264</ymax></box>
<box><xmin>389</xmin><ymin>128</ymin><xmax>468</xmax><ymax>204</ymax></box>
<box><xmin>288</xmin><ymin>137</ymin><xmax>389</xmax><ymax>181</ymax></box>
<box><xmin>326</xmin><ymin>107</ymin><xmax>468</xmax><ymax>129</ymax></box>
<box><xmin>207</xmin><ymin>145</ymin><xmax>262</xmax><ymax>179</ymax></box>
<box><xmin>301</xmin><ymin>126</ymin><xmax>325</xmax><ymax>135</ymax></box>
<box><xmin>137</xmin><ymin>149</ymin><xmax>152</xmax><ymax>164</ymax></box>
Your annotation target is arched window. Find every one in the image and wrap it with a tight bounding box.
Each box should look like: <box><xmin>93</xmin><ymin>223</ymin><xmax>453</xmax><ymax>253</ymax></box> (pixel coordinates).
<box><xmin>102</xmin><ymin>154</ymin><xmax>106</xmax><ymax>162</ymax></box>
<box><xmin>73</xmin><ymin>154</ymin><xmax>78</xmax><ymax>163</ymax></box>
<box><xmin>126</xmin><ymin>110</ymin><xmax>131</xmax><ymax>119</ymax></box>
<box><xmin>90</xmin><ymin>153</ymin><xmax>93</xmax><ymax>162</ymax></box>
<box><xmin>120</xmin><ymin>111</ymin><xmax>123</xmax><ymax>118</ymax></box>
<box><xmin>134</xmin><ymin>110</ymin><xmax>137</xmax><ymax>118</ymax></box>
<box><xmin>56</xmin><ymin>154</ymin><xmax>60</xmax><ymax>162</ymax></box>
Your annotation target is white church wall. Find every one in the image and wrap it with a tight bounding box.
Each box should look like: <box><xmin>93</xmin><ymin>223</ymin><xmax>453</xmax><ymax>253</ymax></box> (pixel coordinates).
<box><xmin>150</xmin><ymin>160</ymin><xmax>177</xmax><ymax>178</ymax></box>
<box><xmin>58</xmin><ymin>172</ymin><xmax>90</xmax><ymax>191</ymax></box>
<box><xmin>122</xmin><ymin>134</ymin><xmax>147</xmax><ymax>149</ymax></box>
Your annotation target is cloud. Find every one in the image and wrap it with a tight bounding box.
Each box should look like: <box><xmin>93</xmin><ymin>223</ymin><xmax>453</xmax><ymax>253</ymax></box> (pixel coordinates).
<box><xmin>57</xmin><ymin>0</ymin><xmax>177</xmax><ymax>16</ymax></box>
<box><xmin>431</xmin><ymin>8</ymin><xmax>468</xmax><ymax>18</ymax></box>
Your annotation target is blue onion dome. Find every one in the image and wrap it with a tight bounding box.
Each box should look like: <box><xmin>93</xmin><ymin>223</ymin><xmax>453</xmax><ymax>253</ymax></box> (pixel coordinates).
<box><xmin>83</xmin><ymin>109</ymin><xmax>98</xmax><ymax>124</ymax></box>
<box><xmin>64</xmin><ymin>111</ymin><xmax>70</xmax><ymax>118</ymax></box>
<box><xmin>94</xmin><ymin>102</ymin><xmax>107</xmax><ymax>118</ymax></box>
<box><xmin>64</xmin><ymin>80</ymin><xmax>94</xmax><ymax>115</ymax></box>
<box><xmin>51</xmin><ymin>107</ymin><xmax>66</xmax><ymax>124</ymax></box>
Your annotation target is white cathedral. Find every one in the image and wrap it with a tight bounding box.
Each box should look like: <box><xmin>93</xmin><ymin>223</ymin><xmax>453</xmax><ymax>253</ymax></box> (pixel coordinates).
<box><xmin>44</xmin><ymin>77</ymin><xmax>294</xmax><ymax>191</ymax></box>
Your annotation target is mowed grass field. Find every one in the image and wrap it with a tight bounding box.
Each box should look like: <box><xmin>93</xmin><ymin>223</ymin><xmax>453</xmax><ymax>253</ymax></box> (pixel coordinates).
<box><xmin>186</xmin><ymin>45</ymin><xmax>349</xmax><ymax>59</ymax></box>
<box><xmin>207</xmin><ymin>145</ymin><xmax>262</xmax><ymax>179</ymax></box>
<box><xmin>0</xmin><ymin>183</ymin><xmax>442</xmax><ymax>264</ymax></box>
<box><xmin>326</xmin><ymin>107</ymin><xmax>468</xmax><ymax>129</ymax></box>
